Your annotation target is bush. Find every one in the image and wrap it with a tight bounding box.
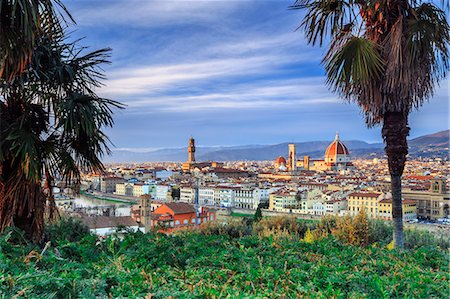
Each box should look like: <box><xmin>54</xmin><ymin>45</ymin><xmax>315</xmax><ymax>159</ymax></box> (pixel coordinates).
<box><xmin>368</xmin><ymin>219</ymin><xmax>392</xmax><ymax>246</ymax></box>
<box><xmin>404</xmin><ymin>229</ymin><xmax>450</xmax><ymax>250</ymax></box>
<box><xmin>44</xmin><ymin>217</ymin><xmax>91</xmax><ymax>243</ymax></box>
<box><xmin>202</xmin><ymin>219</ymin><xmax>253</xmax><ymax>238</ymax></box>
<box><xmin>0</xmin><ymin>226</ymin><xmax>448</xmax><ymax>298</ymax></box>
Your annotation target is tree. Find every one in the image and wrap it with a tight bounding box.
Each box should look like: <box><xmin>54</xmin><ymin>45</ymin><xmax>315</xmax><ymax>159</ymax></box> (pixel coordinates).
<box><xmin>291</xmin><ymin>0</ymin><xmax>449</xmax><ymax>248</ymax></box>
<box><xmin>0</xmin><ymin>25</ymin><xmax>123</xmax><ymax>241</ymax></box>
<box><xmin>0</xmin><ymin>0</ymin><xmax>71</xmax><ymax>81</ymax></box>
<box><xmin>171</xmin><ymin>187</ymin><xmax>180</xmax><ymax>201</ymax></box>
<box><xmin>254</xmin><ymin>206</ymin><xmax>263</xmax><ymax>222</ymax></box>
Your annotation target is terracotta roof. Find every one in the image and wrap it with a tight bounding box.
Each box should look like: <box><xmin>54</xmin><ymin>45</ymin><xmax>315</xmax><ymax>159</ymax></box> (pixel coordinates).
<box><xmin>348</xmin><ymin>192</ymin><xmax>381</xmax><ymax>198</ymax></box>
<box><xmin>325</xmin><ymin>134</ymin><xmax>350</xmax><ymax>157</ymax></box>
<box><xmin>380</xmin><ymin>198</ymin><xmax>417</xmax><ymax>204</ymax></box>
<box><xmin>79</xmin><ymin>215</ymin><xmax>139</xmax><ymax>229</ymax></box>
<box><xmin>164</xmin><ymin>202</ymin><xmax>196</xmax><ymax>214</ymax></box>
<box><xmin>275</xmin><ymin>156</ymin><xmax>287</xmax><ymax>164</ymax></box>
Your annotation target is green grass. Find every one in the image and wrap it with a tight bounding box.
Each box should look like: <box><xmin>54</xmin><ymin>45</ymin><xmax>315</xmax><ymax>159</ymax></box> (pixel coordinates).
<box><xmin>80</xmin><ymin>190</ymin><xmax>134</xmax><ymax>204</ymax></box>
<box><xmin>230</xmin><ymin>212</ymin><xmax>254</xmax><ymax>217</ymax></box>
<box><xmin>0</xmin><ymin>225</ymin><xmax>448</xmax><ymax>298</ymax></box>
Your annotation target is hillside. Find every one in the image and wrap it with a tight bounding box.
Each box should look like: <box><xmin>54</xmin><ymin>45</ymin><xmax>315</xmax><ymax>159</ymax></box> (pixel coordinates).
<box><xmin>1</xmin><ymin>217</ymin><xmax>448</xmax><ymax>298</ymax></box>
<box><xmin>105</xmin><ymin>130</ymin><xmax>448</xmax><ymax>162</ymax></box>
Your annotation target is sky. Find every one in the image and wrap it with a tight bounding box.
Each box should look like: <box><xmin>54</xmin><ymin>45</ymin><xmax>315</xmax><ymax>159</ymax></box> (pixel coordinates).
<box><xmin>65</xmin><ymin>0</ymin><xmax>449</xmax><ymax>151</ymax></box>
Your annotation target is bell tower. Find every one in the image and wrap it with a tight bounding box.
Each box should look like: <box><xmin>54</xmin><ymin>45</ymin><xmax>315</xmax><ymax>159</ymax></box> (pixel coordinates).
<box><xmin>287</xmin><ymin>143</ymin><xmax>297</xmax><ymax>172</ymax></box>
<box><xmin>188</xmin><ymin>137</ymin><xmax>196</xmax><ymax>163</ymax></box>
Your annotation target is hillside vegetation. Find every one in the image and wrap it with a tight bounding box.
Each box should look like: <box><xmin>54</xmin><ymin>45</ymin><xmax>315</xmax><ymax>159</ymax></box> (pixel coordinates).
<box><xmin>0</xmin><ymin>216</ymin><xmax>448</xmax><ymax>298</ymax></box>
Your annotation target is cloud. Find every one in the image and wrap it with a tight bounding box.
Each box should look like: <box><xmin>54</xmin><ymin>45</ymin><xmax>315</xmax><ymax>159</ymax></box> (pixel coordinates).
<box><xmin>69</xmin><ymin>0</ymin><xmax>246</xmax><ymax>28</ymax></box>
<box><xmin>118</xmin><ymin>77</ymin><xmax>339</xmax><ymax>112</ymax></box>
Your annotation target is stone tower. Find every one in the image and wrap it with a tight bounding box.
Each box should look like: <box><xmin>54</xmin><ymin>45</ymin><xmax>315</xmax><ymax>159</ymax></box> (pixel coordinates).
<box><xmin>188</xmin><ymin>137</ymin><xmax>196</xmax><ymax>163</ymax></box>
<box><xmin>287</xmin><ymin>143</ymin><xmax>297</xmax><ymax>172</ymax></box>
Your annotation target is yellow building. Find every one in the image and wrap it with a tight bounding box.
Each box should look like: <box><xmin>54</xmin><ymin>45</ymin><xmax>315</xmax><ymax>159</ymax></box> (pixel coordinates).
<box><xmin>347</xmin><ymin>192</ymin><xmax>383</xmax><ymax>218</ymax></box>
<box><xmin>403</xmin><ymin>178</ymin><xmax>449</xmax><ymax>220</ymax></box>
<box><xmin>377</xmin><ymin>198</ymin><xmax>417</xmax><ymax>221</ymax></box>
<box><xmin>348</xmin><ymin>192</ymin><xmax>418</xmax><ymax>221</ymax></box>
<box><xmin>115</xmin><ymin>183</ymin><xmax>133</xmax><ymax>196</ymax></box>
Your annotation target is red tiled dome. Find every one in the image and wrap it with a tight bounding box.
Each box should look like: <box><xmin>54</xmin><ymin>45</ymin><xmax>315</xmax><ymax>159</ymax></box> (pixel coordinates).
<box><xmin>325</xmin><ymin>133</ymin><xmax>349</xmax><ymax>158</ymax></box>
<box><xmin>275</xmin><ymin>156</ymin><xmax>287</xmax><ymax>165</ymax></box>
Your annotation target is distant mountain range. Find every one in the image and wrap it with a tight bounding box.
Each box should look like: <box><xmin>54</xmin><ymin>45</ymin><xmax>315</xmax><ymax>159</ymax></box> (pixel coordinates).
<box><xmin>104</xmin><ymin>130</ymin><xmax>449</xmax><ymax>163</ymax></box>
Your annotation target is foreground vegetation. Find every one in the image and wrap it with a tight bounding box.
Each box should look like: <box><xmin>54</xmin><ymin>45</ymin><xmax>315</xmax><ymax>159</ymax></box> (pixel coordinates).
<box><xmin>0</xmin><ymin>216</ymin><xmax>448</xmax><ymax>298</ymax></box>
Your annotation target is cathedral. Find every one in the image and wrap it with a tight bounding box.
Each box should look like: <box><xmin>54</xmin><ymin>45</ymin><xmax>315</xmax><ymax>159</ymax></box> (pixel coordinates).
<box><xmin>274</xmin><ymin>133</ymin><xmax>354</xmax><ymax>172</ymax></box>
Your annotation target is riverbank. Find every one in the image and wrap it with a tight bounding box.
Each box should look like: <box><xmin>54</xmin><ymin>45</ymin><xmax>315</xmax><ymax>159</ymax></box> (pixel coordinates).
<box><xmin>80</xmin><ymin>190</ymin><xmax>136</xmax><ymax>205</ymax></box>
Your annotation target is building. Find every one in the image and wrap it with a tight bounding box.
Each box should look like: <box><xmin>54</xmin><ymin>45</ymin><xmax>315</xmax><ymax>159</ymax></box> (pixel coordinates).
<box><xmin>325</xmin><ymin>199</ymin><xmax>348</xmax><ymax>215</ymax></box>
<box><xmin>274</xmin><ymin>133</ymin><xmax>353</xmax><ymax>173</ymax></box>
<box><xmin>269</xmin><ymin>191</ymin><xmax>299</xmax><ymax>212</ymax></box>
<box><xmin>303</xmin><ymin>133</ymin><xmax>354</xmax><ymax>171</ymax></box>
<box><xmin>133</xmin><ymin>183</ymin><xmax>151</xmax><ymax>197</ymax></box>
<box><xmin>182</xmin><ymin>137</ymin><xmax>223</xmax><ymax>172</ymax></box>
<box><xmin>208</xmin><ymin>168</ymin><xmax>250</xmax><ymax>179</ymax></box>
<box><xmin>180</xmin><ymin>186</ymin><xmax>195</xmax><ymax>203</ymax></box>
<box><xmin>79</xmin><ymin>215</ymin><xmax>143</xmax><ymax>236</ymax></box>
<box><xmin>100</xmin><ymin>176</ymin><xmax>125</xmax><ymax>193</ymax></box>
<box><xmin>348</xmin><ymin>191</ymin><xmax>418</xmax><ymax>221</ymax></box>
<box><xmin>149</xmin><ymin>203</ymin><xmax>216</xmax><ymax>232</ymax></box>
<box><xmin>287</xmin><ymin>144</ymin><xmax>297</xmax><ymax>172</ymax></box>
<box><xmin>347</xmin><ymin>192</ymin><xmax>384</xmax><ymax>218</ymax></box>
<box><xmin>115</xmin><ymin>182</ymin><xmax>133</xmax><ymax>196</ymax></box>
<box><xmin>216</xmin><ymin>187</ymin><xmax>236</xmax><ymax>207</ymax></box>
<box><xmin>198</xmin><ymin>187</ymin><xmax>215</xmax><ymax>206</ymax></box>
<box><xmin>274</xmin><ymin>156</ymin><xmax>287</xmax><ymax>171</ymax></box>
<box><xmin>403</xmin><ymin>178</ymin><xmax>449</xmax><ymax>220</ymax></box>
<box><xmin>156</xmin><ymin>184</ymin><xmax>170</xmax><ymax>201</ymax></box>
<box><xmin>234</xmin><ymin>187</ymin><xmax>269</xmax><ymax>209</ymax></box>
<box><xmin>378</xmin><ymin>198</ymin><xmax>417</xmax><ymax>221</ymax></box>
<box><xmin>132</xmin><ymin>195</ymin><xmax>163</xmax><ymax>227</ymax></box>
<box><xmin>298</xmin><ymin>189</ymin><xmax>324</xmax><ymax>214</ymax></box>
<box><xmin>115</xmin><ymin>182</ymin><xmax>152</xmax><ymax>197</ymax></box>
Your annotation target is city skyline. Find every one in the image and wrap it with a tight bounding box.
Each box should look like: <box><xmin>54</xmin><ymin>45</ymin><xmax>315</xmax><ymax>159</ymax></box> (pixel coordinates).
<box><xmin>67</xmin><ymin>0</ymin><xmax>449</xmax><ymax>150</ymax></box>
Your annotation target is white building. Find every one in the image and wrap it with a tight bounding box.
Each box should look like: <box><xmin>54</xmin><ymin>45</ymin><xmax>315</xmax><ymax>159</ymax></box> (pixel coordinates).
<box><xmin>325</xmin><ymin>199</ymin><xmax>348</xmax><ymax>215</ymax></box>
<box><xmin>216</xmin><ymin>187</ymin><xmax>236</xmax><ymax>207</ymax></box>
<box><xmin>180</xmin><ymin>186</ymin><xmax>195</xmax><ymax>203</ymax></box>
<box><xmin>234</xmin><ymin>187</ymin><xmax>269</xmax><ymax>210</ymax></box>
<box><xmin>155</xmin><ymin>184</ymin><xmax>170</xmax><ymax>201</ymax></box>
<box><xmin>312</xmin><ymin>202</ymin><xmax>326</xmax><ymax>216</ymax></box>
<box><xmin>198</xmin><ymin>187</ymin><xmax>215</xmax><ymax>206</ymax></box>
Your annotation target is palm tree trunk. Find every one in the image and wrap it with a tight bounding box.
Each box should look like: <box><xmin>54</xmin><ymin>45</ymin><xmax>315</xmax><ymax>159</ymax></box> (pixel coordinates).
<box><xmin>382</xmin><ymin>112</ymin><xmax>410</xmax><ymax>249</ymax></box>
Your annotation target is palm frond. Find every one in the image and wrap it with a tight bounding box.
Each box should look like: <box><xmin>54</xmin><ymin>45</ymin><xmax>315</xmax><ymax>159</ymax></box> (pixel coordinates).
<box><xmin>291</xmin><ymin>0</ymin><xmax>352</xmax><ymax>46</ymax></box>
<box><xmin>324</xmin><ymin>36</ymin><xmax>385</xmax><ymax>93</ymax></box>
<box><xmin>405</xmin><ymin>3</ymin><xmax>450</xmax><ymax>104</ymax></box>
<box><xmin>0</xmin><ymin>0</ymin><xmax>73</xmax><ymax>81</ymax></box>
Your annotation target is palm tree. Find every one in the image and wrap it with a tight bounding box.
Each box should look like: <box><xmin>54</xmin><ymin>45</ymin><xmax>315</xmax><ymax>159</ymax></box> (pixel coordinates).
<box><xmin>0</xmin><ymin>0</ymin><xmax>71</xmax><ymax>80</ymax></box>
<box><xmin>291</xmin><ymin>0</ymin><xmax>449</xmax><ymax>248</ymax></box>
<box><xmin>0</xmin><ymin>26</ymin><xmax>123</xmax><ymax>241</ymax></box>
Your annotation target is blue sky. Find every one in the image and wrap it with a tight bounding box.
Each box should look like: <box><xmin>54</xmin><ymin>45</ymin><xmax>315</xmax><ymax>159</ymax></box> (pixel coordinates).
<box><xmin>66</xmin><ymin>0</ymin><xmax>449</xmax><ymax>151</ymax></box>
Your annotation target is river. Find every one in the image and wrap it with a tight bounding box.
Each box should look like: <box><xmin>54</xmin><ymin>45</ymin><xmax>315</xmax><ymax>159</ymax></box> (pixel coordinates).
<box><xmin>59</xmin><ymin>194</ymin><xmax>134</xmax><ymax>217</ymax></box>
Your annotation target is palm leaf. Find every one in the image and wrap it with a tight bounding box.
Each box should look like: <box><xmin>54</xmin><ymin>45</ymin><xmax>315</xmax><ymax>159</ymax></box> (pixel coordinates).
<box><xmin>324</xmin><ymin>36</ymin><xmax>385</xmax><ymax>93</ymax></box>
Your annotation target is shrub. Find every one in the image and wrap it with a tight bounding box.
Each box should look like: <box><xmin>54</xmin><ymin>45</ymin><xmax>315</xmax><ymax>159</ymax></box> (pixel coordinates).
<box><xmin>253</xmin><ymin>216</ymin><xmax>308</xmax><ymax>237</ymax></box>
<box><xmin>43</xmin><ymin>217</ymin><xmax>91</xmax><ymax>243</ymax></box>
<box><xmin>202</xmin><ymin>219</ymin><xmax>252</xmax><ymax>238</ymax></box>
<box><xmin>368</xmin><ymin>219</ymin><xmax>392</xmax><ymax>246</ymax></box>
<box><xmin>404</xmin><ymin>229</ymin><xmax>450</xmax><ymax>250</ymax></box>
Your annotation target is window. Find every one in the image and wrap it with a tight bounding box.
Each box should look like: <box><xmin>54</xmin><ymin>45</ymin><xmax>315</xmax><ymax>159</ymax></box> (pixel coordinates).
<box><xmin>175</xmin><ymin>220</ymin><xmax>180</xmax><ymax>226</ymax></box>
<box><xmin>183</xmin><ymin>219</ymin><xmax>188</xmax><ymax>225</ymax></box>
